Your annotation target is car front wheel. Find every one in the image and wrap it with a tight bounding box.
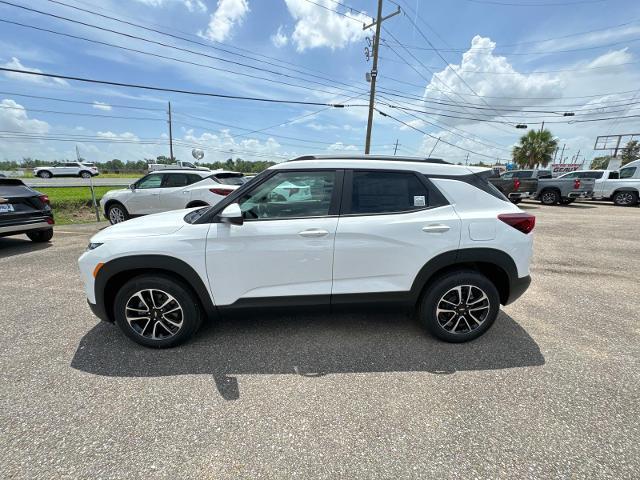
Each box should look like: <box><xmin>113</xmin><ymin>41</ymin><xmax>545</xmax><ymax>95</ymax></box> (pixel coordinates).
<box><xmin>418</xmin><ymin>270</ymin><xmax>500</xmax><ymax>343</ymax></box>
<box><xmin>37</xmin><ymin>171</ymin><xmax>52</xmax><ymax>179</ymax></box>
<box><xmin>114</xmin><ymin>275</ymin><xmax>202</xmax><ymax>348</ymax></box>
<box><xmin>26</xmin><ymin>228</ymin><xmax>53</xmax><ymax>242</ymax></box>
<box><xmin>80</xmin><ymin>171</ymin><xmax>92</xmax><ymax>179</ymax></box>
<box><xmin>106</xmin><ymin>203</ymin><xmax>129</xmax><ymax>224</ymax></box>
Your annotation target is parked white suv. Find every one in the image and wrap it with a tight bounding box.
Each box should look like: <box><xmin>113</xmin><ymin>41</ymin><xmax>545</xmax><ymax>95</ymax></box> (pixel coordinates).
<box><xmin>79</xmin><ymin>156</ymin><xmax>535</xmax><ymax>348</ymax></box>
<box><xmin>33</xmin><ymin>162</ymin><xmax>99</xmax><ymax>178</ymax></box>
<box><xmin>100</xmin><ymin>170</ymin><xmax>243</xmax><ymax>224</ymax></box>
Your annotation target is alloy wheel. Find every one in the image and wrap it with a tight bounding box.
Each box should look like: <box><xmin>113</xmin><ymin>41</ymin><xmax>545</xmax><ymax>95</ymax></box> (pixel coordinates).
<box><xmin>436</xmin><ymin>285</ymin><xmax>491</xmax><ymax>335</ymax></box>
<box><xmin>615</xmin><ymin>192</ymin><xmax>634</xmax><ymax>205</ymax></box>
<box><xmin>541</xmin><ymin>191</ymin><xmax>557</xmax><ymax>204</ymax></box>
<box><xmin>109</xmin><ymin>207</ymin><xmax>125</xmax><ymax>224</ymax></box>
<box><xmin>125</xmin><ymin>289</ymin><xmax>184</xmax><ymax>340</ymax></box>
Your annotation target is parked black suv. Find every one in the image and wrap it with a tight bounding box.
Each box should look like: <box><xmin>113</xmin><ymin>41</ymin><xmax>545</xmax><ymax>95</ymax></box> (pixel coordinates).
<box><xmin>0</xmin><ymin>179</ymin><xmax>54</xmax><ymax>242</ymax></box>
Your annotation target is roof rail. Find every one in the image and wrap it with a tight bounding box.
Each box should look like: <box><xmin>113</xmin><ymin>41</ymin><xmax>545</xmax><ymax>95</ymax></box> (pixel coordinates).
<box><xmin>289</xmin><ymin>154</ymin><xmax>450</xmax><ymax>165</ymax></box>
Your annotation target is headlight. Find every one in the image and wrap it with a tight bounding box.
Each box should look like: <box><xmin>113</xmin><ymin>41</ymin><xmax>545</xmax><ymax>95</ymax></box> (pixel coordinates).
<box><xmin>87</xmin><ymin>242</ymin><xmax>103</xmax><ymax>250</ymax></box>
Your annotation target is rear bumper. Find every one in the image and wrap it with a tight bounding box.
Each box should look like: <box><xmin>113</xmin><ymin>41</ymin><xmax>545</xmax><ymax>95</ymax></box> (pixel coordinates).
<box><xmin>568</xmin><ymin>191</ymin><xmax>593</xmax><ymax>199</ymax></box>
<box><xmin>505</xmin><ymin>275</ymin><xmax>531</xmax><ymax>305</ymax></box>
<box><xmin>508</xmin><ymin>192</ymin><xmax>532</xmax><ymax>199</ymax></box>
<box><xmin>0</xmin><ymin>216</ymin><xmax>53</xmax><ymax>237</ymax></box>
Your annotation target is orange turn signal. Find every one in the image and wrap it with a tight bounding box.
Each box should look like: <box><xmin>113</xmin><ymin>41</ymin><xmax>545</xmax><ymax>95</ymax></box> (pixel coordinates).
<box><xmin>93</xmin><ymin>262</ymin><xmax>105</xmax><ymax>278</ymax></box>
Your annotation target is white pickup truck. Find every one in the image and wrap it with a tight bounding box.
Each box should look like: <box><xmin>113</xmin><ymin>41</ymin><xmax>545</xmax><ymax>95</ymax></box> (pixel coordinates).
<box><xmin>558</xmin><ymin>160</ymin><xmax>640</xmax><ymax>206</ymax></box>
<box><xmin>147</xmin><ymin>160</ymin><xmax>210</xmax><ymax>172</ymax></box>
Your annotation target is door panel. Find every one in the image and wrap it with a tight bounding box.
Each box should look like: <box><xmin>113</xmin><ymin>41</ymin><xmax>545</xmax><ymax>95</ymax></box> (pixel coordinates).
<box><xmin>206</xmin><ymin>218</ymin><xmax>338</xmax><ymax>305</ymax></box>
<box><xmin>125</xmin><ymin>174</ymin><xmax>164</xmax><ymax>214</ymax></box>
<box><xmin>205</xmin><ymin>169</ymin><xmax>342</xmax><ymax>306</ymax></box>
<box><xmin>332</xmin><ymin>205</ymin><xmax>461</xmax><ymax>294</ymax></box>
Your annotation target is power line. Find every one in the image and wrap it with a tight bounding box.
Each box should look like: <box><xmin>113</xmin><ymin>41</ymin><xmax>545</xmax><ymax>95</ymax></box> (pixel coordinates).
<box><xmin>0</xmin><ymin>67</ymin><xmax>361</xmax><ymax>108</ymax></box>
<box><xmin>0</xmin><ymin>91</ymin><xmax>165</xmax><ymax>112</ymax></box>
<box><xmin>0</xmin><ymin>104</ymin><xmax>165</xmax><ymax>121</ymax></box>
<box><xmin>458</xmin><ymin>0</ymin><xmax>606</xmax><ymax>6</ymax></box>
<box><xmin>0</xmin><ymin>17</ymin><xmax>368</xmax><ymax>99</ymax></box>
<box><xmin>44</xmin><ymin>0</ymin><xmax>370</xmax><ymax>95</ymax></box>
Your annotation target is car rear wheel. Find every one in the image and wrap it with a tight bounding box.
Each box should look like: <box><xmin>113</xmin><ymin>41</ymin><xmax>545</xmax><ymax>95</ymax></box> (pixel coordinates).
<box><xmin>540</xmin><ymin>189</ymin><xmax>559</xmax><ymax>205</ymax></box>
<box><xmin>79</xmin><ymin>171</ymin><xmax>92</xmax><ymax>179</ymax></box>
<box><xmin>510</xmin><ymin>198</ymin><xmax>522</xmax><ymax>204</ymax></box>
<box><xmin>418</xmin><ymin>270</ymin><xmax>500</xmax><ymax>343</ymax></box>
<box><xmin>106</xmin><ymin>203</ymin><xmax>129</xmax><ymax>224</ymax></box>
<box><xmin>612</xmin><ymin>191</ymin><xmax>638</xmax><ymax>206</ymax></box>
<box><xmin>114</xmin><ymin>275</ymin><xmax>202</xmax><ymax>348</ymax></box>
<box><xmin>26</xmin><ymin>228</ymin><xmax>53</xmax><ymax>242</ymax></box>
<box><xmin>37</xmin><ymin>171</ymin><xmax>52</xmax><ymax>179</ymax></box>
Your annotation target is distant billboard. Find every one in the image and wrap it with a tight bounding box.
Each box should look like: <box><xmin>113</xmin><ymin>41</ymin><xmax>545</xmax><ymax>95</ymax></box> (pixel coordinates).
<box><xmin>551</xmin><ymin>163</ymin><xmax>581</xmax><ymax>175</ymax></box>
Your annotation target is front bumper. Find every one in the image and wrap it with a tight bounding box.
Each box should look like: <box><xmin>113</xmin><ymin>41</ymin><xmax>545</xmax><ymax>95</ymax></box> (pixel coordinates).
<box><xmin>87</xmin><ymin>300</ymin><xmax>111</xmax><ymax>323</ymax></box>
<box><xmin>505</xmin><ymin>275</ymin><xmax>531</xmax><ymax>305</ymax></box>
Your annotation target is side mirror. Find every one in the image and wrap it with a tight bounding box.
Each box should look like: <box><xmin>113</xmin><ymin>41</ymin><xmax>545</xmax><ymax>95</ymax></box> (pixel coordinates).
<box><xmin>219</xmin><ymin>203</ymin><xmax>243</xmax><ymax>226</ymax></box>
<box><xmin>129</xmin><ymin>184</ymin><xmax>136</xmax><ymax>191</ymax></box>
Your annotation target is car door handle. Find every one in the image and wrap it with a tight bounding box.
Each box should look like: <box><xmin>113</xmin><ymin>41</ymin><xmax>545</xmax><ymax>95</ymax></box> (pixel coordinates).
<box><xmin>422</xmin><ymin>224</ymin><xmax>450</xmax><ymax>233</ymax></box>
<box><xmin>298</xmin><ymin>229</ymin><xmax>329</xmax><ymax>238</ymax></box>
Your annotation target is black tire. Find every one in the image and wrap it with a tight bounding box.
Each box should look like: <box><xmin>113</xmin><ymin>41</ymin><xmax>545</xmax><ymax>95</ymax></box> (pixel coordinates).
<box><xmin>560</xmin><ymin>198</ymin><xmax>575</xmax><ymax>205</ymax></box>
<box><xmin>418</xmin><ymin>270</ymin><xmax>500</xmax><ymax>343</ymax></box>
<box><xmin>114</xmin><ymin>274</ymin><xmax>202</xmax><ymax>348</ymax></box>
<box><xmin>26</xmin><ymin>228</ymin><xmax>53</xmax><ymax>242</ymax></box>
<box><xmin>612</xmin><ymin>190</ymin><xmax>638</xmax><ymax>207</ymax></box>
<box><xmin>79</xmin><ymin>171</ymin><xmax>92</xmax><ymax>179</ymax></box>
<box><xmin>510</xmin><ymin>198</ymin><xmax>522</xmax><ymax>204</ymax></box>
<box><xmin>37</xmin><ymin>171</ymin><xmax>52</xmax><ymax>179</ymax></box>
<box><xmin>540</xmin><ymin>189</ymin><xmax>560</xmax><ymax>205</ymax></box>
<box><xmin>106</xmin><ymin>202</ymin><xmax>129</xmax><ymax>224</ymax></box>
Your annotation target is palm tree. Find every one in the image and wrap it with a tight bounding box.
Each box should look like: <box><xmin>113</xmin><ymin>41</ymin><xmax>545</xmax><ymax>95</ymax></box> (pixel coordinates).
<box><xmin>512</xmin><ymin>130</ymin><xmax>559</xmax><ymax>168</ymax></box>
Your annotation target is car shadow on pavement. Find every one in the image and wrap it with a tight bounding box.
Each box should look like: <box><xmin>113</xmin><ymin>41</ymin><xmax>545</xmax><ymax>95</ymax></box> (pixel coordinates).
<box><xmin>0</xmin><ymin>237</ymin><xmax>51</xmax><ymax>258</ymax></box>
<box><xmin>71</xmin><ymin>311</ymin><xmax>544</xmax><ymax>401</ymax></box>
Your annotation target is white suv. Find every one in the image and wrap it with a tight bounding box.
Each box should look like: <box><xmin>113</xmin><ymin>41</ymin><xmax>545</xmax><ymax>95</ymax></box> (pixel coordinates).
<box><xmin>79</xmin><ymin>156</ymin><xmax>534</xmax><ymax>348</ymax></box>
<box><xmin>33</xmin><ymin>162</ymin><xmax>99</xmax><ymax>178</ymax></box>
<box><xmin>100</xmin><ymin>170</ymin><xmax>243</xmax><ymax>224</ymax></box>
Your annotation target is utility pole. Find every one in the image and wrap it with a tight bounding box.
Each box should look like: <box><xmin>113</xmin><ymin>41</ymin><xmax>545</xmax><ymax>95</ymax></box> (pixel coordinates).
<box><xmin>363</xmin><ymin>0</ymin><xmax>400</xmax><ymax>154</ymax></box>
<box><xmin>393</xmin><ymin>139</ymin><xmax>399</xmax><ymax>155</ymax></box>
<box><xmin>465</xmin><ymin>153</ymin><xmax>469</xmax><ymax>166</ymax></box>
<box><xmin>539</xmin><ymin>121</ymin><xmax>545</xmax><ymax>133</ymax></box>
<box><xmin>167</xmin><ymin>101</ymin><xmax>174</xmax><ymax>161</ymax></box>
<box><xmin>76</xmin><ymin>145</ymin><xmax>100</xmax><ymax>222</ymax></box>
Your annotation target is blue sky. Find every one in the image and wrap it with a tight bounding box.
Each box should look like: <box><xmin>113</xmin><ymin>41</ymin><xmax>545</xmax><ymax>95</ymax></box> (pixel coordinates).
<box><xmin>1</xmin><ymin>0</ymin><xmax>639</xmax><ymax>165</ymax></box>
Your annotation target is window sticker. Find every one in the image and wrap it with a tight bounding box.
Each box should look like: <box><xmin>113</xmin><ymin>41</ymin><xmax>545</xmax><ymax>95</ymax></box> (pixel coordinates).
<box><xmin>414</xmin><ymin>195</ymin><xmax>426</xmax><ymax>207</ymax></box>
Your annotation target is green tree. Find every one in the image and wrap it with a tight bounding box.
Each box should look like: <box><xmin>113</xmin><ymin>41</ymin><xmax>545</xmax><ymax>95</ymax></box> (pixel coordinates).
<box><xmin>590</xmin><ymin>156</ymin><xmax>610</xmax><ymax>169</ymax></box>
<box><xmin>621</xmin><ymin>140</ymin><xmax>640</xmax><ymax>166</ymax></box>
<box><xmin>512</xmin><ymin>129</ymin><xmax>559</xmax><ymax>168</ymax></box>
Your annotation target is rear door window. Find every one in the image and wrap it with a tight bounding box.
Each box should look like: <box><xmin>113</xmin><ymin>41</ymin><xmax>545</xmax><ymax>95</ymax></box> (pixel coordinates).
<box><xmin>620</xmin><ymin>167</ymin><xmax>636</xmax><ymax>179</ymax></box>
<box><xmin>347</xmin><ymin>171</ymin><xmax>430</xmax><ymax>215</ymax></box>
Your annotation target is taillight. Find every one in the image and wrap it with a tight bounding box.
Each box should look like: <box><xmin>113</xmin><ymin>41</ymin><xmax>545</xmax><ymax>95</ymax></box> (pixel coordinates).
<box><xmin>574</xmin><ymin>178</ymin><xmax>580</xmax><ymax>189</ymax></box>
<box><xmin>46</xmin><ymin>217</ymin><xmax>55</xmax><ymax>225</ymax></box>
<box><xmin>38</xmin><ymin>194</ymin><xmax>50</xmax><ymax>205</ymax></box>
<box><xmin>513</xmin><ymin>178</ymin><xmax>521</xmax><ymax>190</ymax></box>
<box><xmin>498</xmin><ymin>213</ymin><xmax>535</xmax><ymax>234</ymax></box>
<box><xmin>210</xmin><ymin>188</ymin><xmax>232</xmax><ymax>196</ymax></box>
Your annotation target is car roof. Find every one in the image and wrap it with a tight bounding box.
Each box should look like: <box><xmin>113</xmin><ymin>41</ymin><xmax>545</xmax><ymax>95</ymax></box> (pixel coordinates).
<box><xmin>149</xmin><ymin>169</ymin><xmax>211</xmax><ymax>176</ymax></box>
<box><xmin>271</xmin><ymin>155</ymin><xmax>487</xmax><ymax>176</ymax></box>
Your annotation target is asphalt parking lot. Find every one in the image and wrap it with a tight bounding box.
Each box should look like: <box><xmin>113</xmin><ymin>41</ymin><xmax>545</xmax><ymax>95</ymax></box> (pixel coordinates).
<box><xmin>1</xmin><ymin>201</ymin><xmax>638</xmax><ymax>479</ymax></box>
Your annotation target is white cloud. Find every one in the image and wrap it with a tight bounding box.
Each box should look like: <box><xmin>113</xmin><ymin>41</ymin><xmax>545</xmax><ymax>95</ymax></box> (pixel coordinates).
<box><xmin>586</xmin><ymin>48</ymin><xmax>633</xmax><ymax>69</ymax></box>
<box><xmin>92</xmin><ymin>101</ymin><xmax>113</xmax><ymax>112</ymax></box>
<box><xmin>271</xmin><ymin>25</ymin><xmax>289</xmax><ymax>48</ymax></box>
<box><xmin>283</xmin><ymin>0</ymin><xmax>370</xmax><ymax>52</ymax></box>
<box><xmin>201</xmin><ymin>0</ymin><xmax>250</xmax><ymax>42</ymax></box>
<box><xmin>0</xmin><ymin>99</ymin><xmax>50</xmax><ymax>134</ymax></box>
<box><xmin>97</xmin><ymin>131</ymin><xmax>140</xmax><ymax>141</ymax></box>
<box><xmin>327</xmin><ymin>141</ymin><xmax>358</xmax><ymax>151</ymax></box>
<box><xmin>422</xmin><ymin>36</ymin><xmax>563</xmax><ymax>125</ymax></box>
<box><xmin>1</xmin><ymin>57</ymin><xmax>68</xmax><ymax>86</ymax></box>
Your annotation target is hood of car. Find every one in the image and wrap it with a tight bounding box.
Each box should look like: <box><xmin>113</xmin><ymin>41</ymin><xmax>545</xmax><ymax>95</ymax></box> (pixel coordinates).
<box><xmin>91</xmin><ymin>208</ymin><xmax>191</xmax><ymax>241</ymax></box>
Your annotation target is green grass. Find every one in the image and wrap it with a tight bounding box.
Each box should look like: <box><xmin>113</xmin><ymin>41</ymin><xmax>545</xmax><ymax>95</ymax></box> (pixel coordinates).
<box><xmin>38</xmin><ymin>186</ymin><xmax>115</xmax><ymax>225</ymax></box>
